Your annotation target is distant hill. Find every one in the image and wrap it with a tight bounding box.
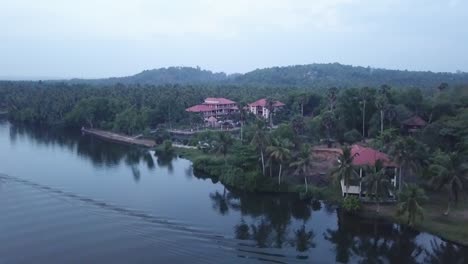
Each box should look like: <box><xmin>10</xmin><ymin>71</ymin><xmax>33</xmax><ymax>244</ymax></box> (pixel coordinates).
<box><xmin>69</xmin><ymin>66</ymin><xmax>230</xmax><ymax>86</ymax></box>
<box><xmin>67</xmin><ymin>63</ymin><xmax>468</xmax><ymax>89</ymax></box>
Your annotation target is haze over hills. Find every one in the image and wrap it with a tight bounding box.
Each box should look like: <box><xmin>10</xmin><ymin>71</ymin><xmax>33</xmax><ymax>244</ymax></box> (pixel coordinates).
<box><xmin>63</xmin><ymin>63</ymin><xmax>468</xmax><ymax>89</ymax></box>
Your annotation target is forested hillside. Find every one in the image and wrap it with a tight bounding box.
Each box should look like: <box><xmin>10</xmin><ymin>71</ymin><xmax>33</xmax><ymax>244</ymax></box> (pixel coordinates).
<box><xmin>66</xmin><ymin>63</ymin><xmax>468</xmax><ymax>89</ymax></box>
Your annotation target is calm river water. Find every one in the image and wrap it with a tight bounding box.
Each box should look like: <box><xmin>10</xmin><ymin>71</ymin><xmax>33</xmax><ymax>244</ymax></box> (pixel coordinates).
<box><xmin>0</xmin><ymin>120</ymin><xmax>466</xmax><ymax>263</ymax></box>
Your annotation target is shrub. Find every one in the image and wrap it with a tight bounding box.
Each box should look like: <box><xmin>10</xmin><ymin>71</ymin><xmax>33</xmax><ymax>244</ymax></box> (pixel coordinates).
<box><xmin>341</xmin><ymin>196</ymin><xmax>361</xmax><ymax>213</ymax></box>
<box><xmin>343</xmin><ymin>129</ymin><xmax>362</xmax><ymax>144</ymax></box>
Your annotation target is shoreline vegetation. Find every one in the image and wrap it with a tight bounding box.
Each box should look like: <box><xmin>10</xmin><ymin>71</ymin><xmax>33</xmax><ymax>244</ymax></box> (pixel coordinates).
<box><xmin>172</xmin><ymin>145</ymin><xmax>468</xmax><ymax>247</ymax></box>
<box><xmin>1</xmin><ymin>75</ymin><xmax>467</xmax><ymax>247</ymax></box>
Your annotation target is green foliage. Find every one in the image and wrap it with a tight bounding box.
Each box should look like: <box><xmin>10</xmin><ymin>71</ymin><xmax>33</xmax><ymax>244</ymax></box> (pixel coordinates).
<box><xmin>331</xmin><ymin>146</ymin><xmax>358</xmax><ymax>195</ymax></box>
<box><xmin>397</xmin><ymin>184</ymin><xmax>427</xmax><ymax>226</ymax></box>
<box><xmin>343</xmin><ymin>129</ymin><xmax>362</xmax><ymax>144</ymax></box>
<box><xmin>341</xmin><ymin>196</ymin><xmax>362</xmax><ymax>213</ymax></box>
<box><xmin>162</xmin><ymin>140</ymin><xmax>174</xmax><ymax>154</ymax></box>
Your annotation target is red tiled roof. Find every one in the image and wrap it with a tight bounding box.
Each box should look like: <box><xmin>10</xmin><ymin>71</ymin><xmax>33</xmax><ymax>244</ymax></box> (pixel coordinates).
<box><xmin>204</xmin><ymin>97</ymin><xmax>236</xmax><ymax>105</ymax></box>
<box><xmin>402</xmin><ymin>115</ymin><xmax>427</xmax><ymax>127</ymax></box>
<box><xmin>350</xmin><ymin>145</ymin><xmax>396</xmax><ymax>167</ymax></box>
<box><xmin>248</xmin><ymin>98</ymin><xmax>285</xmax><ymax>107</ymax></box>
<box><xmin>186</xmin><ymin>104</ymin><xmax>213</xmax><ymax>112</ymax></box>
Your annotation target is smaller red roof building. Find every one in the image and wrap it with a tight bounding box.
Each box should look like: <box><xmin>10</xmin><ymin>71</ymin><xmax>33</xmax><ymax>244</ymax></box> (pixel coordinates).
<box><xmin>248</xmin><ymin>98</ymin><xmax>285</xmax><ymax>107</ymax></box>
<box><xmin>349</xmin><ymin>145</ymin><xmax>396</xmax><ymax>167</ymax></box>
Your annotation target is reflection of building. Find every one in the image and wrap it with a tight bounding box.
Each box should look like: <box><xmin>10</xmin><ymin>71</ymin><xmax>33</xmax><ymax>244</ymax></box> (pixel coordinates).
<box><xmin>186</xmin><ymin>97</ymin><xmax>239</xmax><ymax>120</ymax></box>
<box><xmin>247</xmin><ymin>98</ymin><xmax>285</xmax><ymax>119</ymax></box>
<box><xmin>341</xmin><ymin>145</ymin><xmax>398</xmax><ymax>199</ymax></box>
<box><xmin>401</xmin><ymin>115</ymin><xmax>427</xmax><ymax>133</ymax></box>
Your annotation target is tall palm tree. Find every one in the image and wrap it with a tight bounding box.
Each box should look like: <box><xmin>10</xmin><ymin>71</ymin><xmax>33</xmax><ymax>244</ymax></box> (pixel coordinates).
<box><xmin>359</xmin><ymin>87</ymin><xmax>372</xmax><ymax>139</ymax></box>
<box><xmin>265</xmin><ymin>98</ymin><xmax>275</xmax><ymax>128</ymax></box>
<box><xmin>214</xmin><ymin>132</ymin><xmax>233</xmax><ymax>164</ymax></box>
<box><xmin>396</xmin><ymin>184</ymin><xmax>426</xmax><ymax>226</ymax></box>
<box><xmin>375</xmin><ymin>95</ymin><xmax>388</xmax><ymax>135</ymax></box>
<box><xmin>267</xmin><ymin>138</ymin><xmax>292</xmax><ymax>186</ymax></box>
<box><xmin>238</xmin><ymin>102</ymin><xmax>248</xmax><ymax>142</ymax></box>
<box><xmin>250</xmin><ymin>120</ymin><xmax>270</xmax><ymax>176</ymax></box>
<box><xmin>388</xmin><ymin>136</ymin><xmax>427</xmax><ymax>191</ymax></box>
<box><xmin>429</xmin><ymin>150</ymin><xmax>467</xmax><ymax>216</ymax></box>
<box><xmin>321</xmin><ymin>110</ymin><xmax>335</xmax><ymax>148</ymax></box>
<box><xmin>363</xmin><ymin>159</ymin><xmax>392</xmax><ymax>213</ymax></box>
<box><xmin>332</xmin><ymin>146</ymin><xmax>359</xmax><ymax>197</ymax></box>
<box><xmin>290</xmin><ymin>144</ymin><xmax>314</xmax><ymax>192</ymax></box>
<box><xmin>327</xmin><ymin>87</ymin><xmax>338</xmax><ymax>113</ymax></box>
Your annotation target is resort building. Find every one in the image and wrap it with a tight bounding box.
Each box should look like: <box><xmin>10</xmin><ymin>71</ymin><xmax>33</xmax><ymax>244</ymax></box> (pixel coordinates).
<box><xmin>247</xmin><ymin>98</ymin><xmax>285</xmax><ymax>119</ymax></box>
<box><xmin>340</xmin><ymin>145</ymin><xmax>398</xmax><ymax>199</ymax></box>
<box><xmin>185</xmin><ymin>97</ymin><xmax>239</xmax><ymax>124</ymax></box>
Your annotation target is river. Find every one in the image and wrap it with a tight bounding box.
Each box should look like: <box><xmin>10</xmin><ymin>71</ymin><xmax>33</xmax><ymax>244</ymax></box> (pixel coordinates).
<box><xmin>0</xmin><ymin>120</ymin><xmax>466</xmax><ymax>263</ymax></box>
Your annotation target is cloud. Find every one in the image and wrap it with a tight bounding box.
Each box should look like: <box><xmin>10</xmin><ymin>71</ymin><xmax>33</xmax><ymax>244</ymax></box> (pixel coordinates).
<box><xmin>0</xmin><ymin>0</ymin><xmax>355</xmax><ymax>39</ymax></box>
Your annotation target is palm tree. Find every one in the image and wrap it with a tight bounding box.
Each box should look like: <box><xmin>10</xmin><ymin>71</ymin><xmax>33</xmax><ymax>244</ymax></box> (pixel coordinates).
<box><xmin>388</xmin><ymin>136</ymin><xmax>427</xmax><ymax>191</ymax></box>
<box><xmin>238</xmin><ymin>102</ymin><xmax>248</xmax><ymax>142</ymax></box>
<box><xmin>321</xmin><ymin>110</ymin><xmax>335</xmax><ymax>148</ymax></box>
<box><xmin>332</xmin><ymin>146</ymin><xmax>359</xmax><ymax>197</ymax></box>
<box><xmin>327</xmin><ymin>87</ymin><xmax>338</xmax><ymax>113</ymax></box>
<box><xmin>396</xmin><ymin>184</ymin><xmax>427</xmax><ymax>226</ymax></box>
<box><xmin>214</xmin><ymin>132</ymin><xmax>233</xmax><ymax>164</ymax></box>
<box><xmin>363</xmin><ymin>159</ymin><xmax>392</xmax><ymax>213</ymax></box>
<box><xmin>265</xmin><ymin>98</ymin><xmax>275</xmax><ymax>128</ymax></box>
<box><xmin>375</xmin><ymin>97</ymin><xmax>388</xmax><ymax>136</ymax></box>
<box><xmin>267</xmin><ymin>138</ymin><xmax>292</xmax><ymax>186</ymax></box>
<box><xmin>359</xmin><ymin>87</ymin><xmax>372</xmax><ymax>139</ymax></box>
<box><xmin>429</xmin><ymin>150</ymin><xmax>467</xmax><ymax>216</ymax></box>
<box><xmin>298</xmin><ymin>92</ymin><xmax>308</xmax><ymax>116</ymax></box>
<box><xmin>250</xmin><ymin>120</ymin><xmax>270</xmax><ymax>176</ymax></box>
<box><xmin>290</xmin><ymin>144</ymin><xmax>314</xmax><ymax>192</ymax></box>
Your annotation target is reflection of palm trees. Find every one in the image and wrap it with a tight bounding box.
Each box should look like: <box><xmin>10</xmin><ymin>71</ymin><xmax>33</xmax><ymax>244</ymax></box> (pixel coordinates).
<box><xmin>130</xmin><ymin>165</ymin><xmax>140</xmax><ymax>182</ymax></box>
<box><xmin>293</xmin><ymin>225</ymin><xmax>315</xmax><ymax>252</ymax></box>
<box><xmin>251</xmin><ymin>218</ymin><xmax>272</xmax><ymax>248</ymax></box>
<box><xmin>234</xmin><ymin>219</ymin><xmax>250</xmax><ymax>240</ymax></box>
<box><xmin>209</xmin><ymin>189</ymin><xmax>230</xmax><ymax>215</ymax></box>
<box><xmin>424</xmin><ymin>239</ymin><xmax>467</xmax><ymax>264</ymax></box>
<box><xmin>156</xmin><ymin>154</ymin><xmax>174</xmax><ymax>173</ymax></box>
<box><xmin>387</xmin><ymin>226</ymin><xmax>422</xmax><ymax>263</ymax></box>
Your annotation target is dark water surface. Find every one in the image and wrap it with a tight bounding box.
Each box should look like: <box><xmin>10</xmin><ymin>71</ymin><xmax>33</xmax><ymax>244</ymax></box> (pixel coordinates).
<box><xmin>0</xmin><ymin>120</ymin><xmax>466</xmax><ymax>263</ymax></box>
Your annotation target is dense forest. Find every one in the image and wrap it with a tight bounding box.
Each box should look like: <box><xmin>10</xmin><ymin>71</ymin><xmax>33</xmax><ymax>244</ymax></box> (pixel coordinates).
<box><xmin>65</xmin><ymin>63</ymin><xmax>468</xmax><ymax>89</ymax></box>
<box><xmin>1</xmin><ymin>72</ymin><xmax>467</xmax><ymax>243</ymax></box>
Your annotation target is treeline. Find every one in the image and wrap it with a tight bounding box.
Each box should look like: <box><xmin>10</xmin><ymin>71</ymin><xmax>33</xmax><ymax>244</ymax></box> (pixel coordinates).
<box><xmin>64</xmin><ymin>63</ymin><xmax>468</xmax><ymax>89</ymax></box>
<box><xmin>0</xmin><ymin>81</ymin><xmax>466</xmax><ymax>145</ymax></box>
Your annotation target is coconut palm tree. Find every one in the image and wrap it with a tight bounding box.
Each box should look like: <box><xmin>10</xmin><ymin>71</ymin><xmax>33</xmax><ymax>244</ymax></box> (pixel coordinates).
<box><xmin>265</xmin><ymin>98</ymin><xmax>275</xmax><ymax>128</ymax></box>
<box><xmin>267</xmin><ymin>138</ymin><xmax>292</xmax><ymax>186</ymax></box>
<box><xmin>363</xmin><ymin>159</ymin><xmax>392</xmax><ymax>213</ymax></box>
<box><xmin>290</xmin><ymin>144</ymin><xmax>314</xmax><ymax>192</ymax></box>
<box><xmin>332</xmin><ymin>146</ymin><xmax>359</xmax><ymax>197</ymax></box>
<box><xmin>359</xmin><ymin>87</ymin><xmax>373</xmax><ymax>139</ymax></box>
<box><xmin>250</xmin><ymin>120</ymin><xmax>270</xmax><ymax>176</ymax></box>
<box><xmin>429</xmin><ymin>150</ymin><xmax>467</xmax><ymax>216</ymax></box>
<box><xmin>375</xmin><ymin>96</ymin><xmax>388</xmax><ymax>136</ymax></box>
<box><xmin>214</xmin><ymin>132</ymin><xmax>233</xmax><ymax>164</ymax></box>
<box><xmin>327</xmin><ymin>87</ymin><xmax>338</xmax><ymax>113</ymax></box>
<box><xmin>396</xmin><ymin>184</ymin><xmax>427</xmax><ymax>226</ymax></box>
<box><xmin>238</xmin><ymin>102</ymin><xmax>248</xmax><ymax>142</ymax></box>
<box><xmin>388</xmin><ymin>136</ymin><xmax>427</xmax><ymax>191</ymax></box>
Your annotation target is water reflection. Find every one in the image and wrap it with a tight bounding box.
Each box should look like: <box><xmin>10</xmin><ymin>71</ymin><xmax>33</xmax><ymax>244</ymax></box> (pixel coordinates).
<box><xmin>208</xmin><ymin>186</ymin><xmax>467</xmax><ymax>263</ymax></box>
<box><xmin>3</xmin><ymin>121</ymin><xmax>467</xmax><ymax>263</ymax></box>
<box><xmin>8</xmin><ymin>123</ymin><xmax>156</xmax><ymax>182</ymax></box>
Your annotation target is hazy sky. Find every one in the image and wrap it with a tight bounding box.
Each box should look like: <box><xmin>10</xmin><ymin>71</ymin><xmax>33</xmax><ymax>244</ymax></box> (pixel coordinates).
<box><xmin>1</xmin><ymin>0</ymin><xmax>467</xmax><ymax>79</ymax></box>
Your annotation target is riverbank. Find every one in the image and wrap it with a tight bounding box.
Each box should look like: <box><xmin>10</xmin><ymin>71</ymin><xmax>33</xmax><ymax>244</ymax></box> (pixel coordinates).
<box><xmin>174</xmin><ymin>145</ymin><xmax>468</xmax><ymax>246</ymax></box>
<box><xmin>361</xmin><ymin>195</ymin><xmax>468</xmax><ymax>246</ymax></box>
<box><xmin>82</xmin><ymin>128</ymin><xmax>156</xmax><ymax>148</ymax></box>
